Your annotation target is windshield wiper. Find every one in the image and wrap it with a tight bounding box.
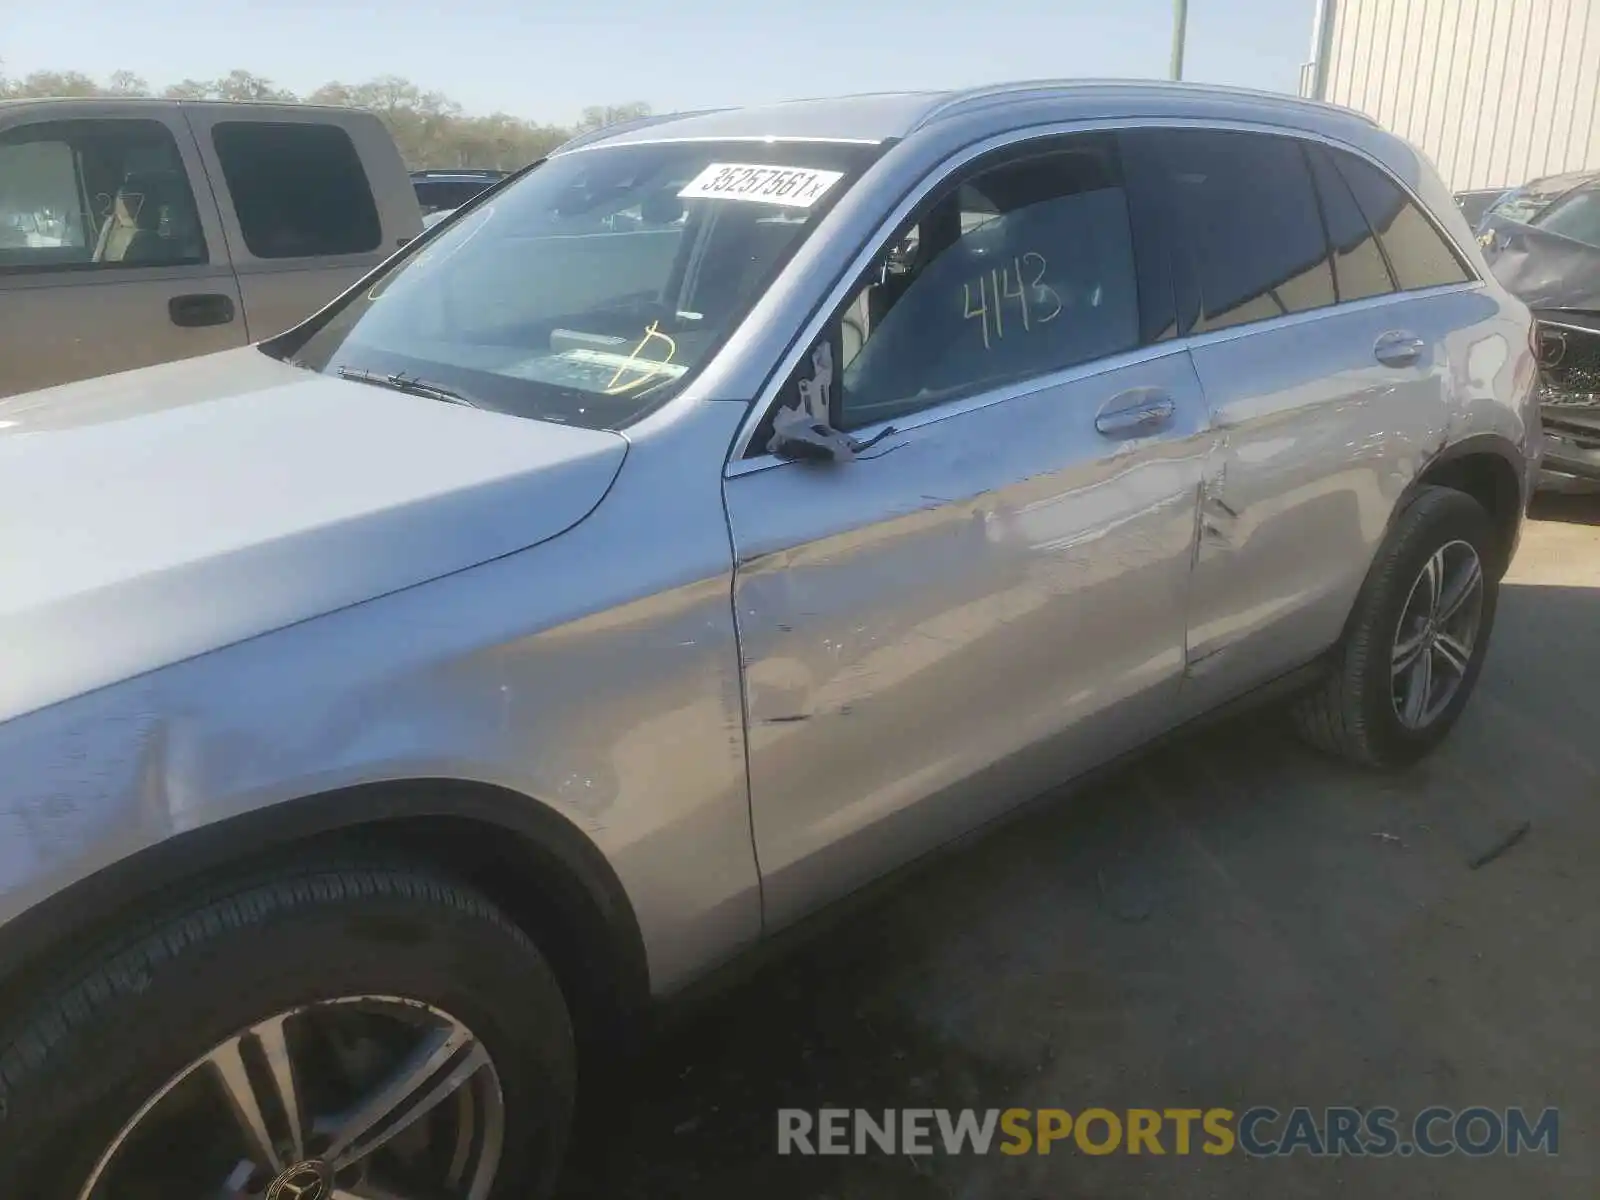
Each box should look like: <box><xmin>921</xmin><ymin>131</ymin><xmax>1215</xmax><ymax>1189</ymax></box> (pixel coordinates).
<box><xmin>335</xmin><ymin>365</ymin><xmax>480</xmax><ymax>409</ymax></box>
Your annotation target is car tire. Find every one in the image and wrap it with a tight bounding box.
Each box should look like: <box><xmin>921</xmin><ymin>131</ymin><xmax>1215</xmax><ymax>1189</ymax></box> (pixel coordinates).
<box><xmin>1292</xmin><ymin>485</ymin><xmax>1499</xmax><ymax>768</ymax></box>
<box><xmin>0</xmin><ymin>857</ymin><xmax>576</xmax><ymax>1199</ymax></box>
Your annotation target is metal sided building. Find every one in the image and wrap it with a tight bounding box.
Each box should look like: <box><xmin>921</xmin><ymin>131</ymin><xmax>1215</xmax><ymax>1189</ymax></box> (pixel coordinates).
<box><xmin>1300</xmin><ymin>0</ymin><xmax>1600</xmax><ymax>191</ymax></box>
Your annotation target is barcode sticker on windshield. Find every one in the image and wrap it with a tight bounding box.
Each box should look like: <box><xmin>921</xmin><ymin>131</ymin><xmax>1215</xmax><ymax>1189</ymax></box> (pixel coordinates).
<box><xmin>678</xmin><ymin>163</ymin><xmax>846</xmax><ymax>208</ymax></box>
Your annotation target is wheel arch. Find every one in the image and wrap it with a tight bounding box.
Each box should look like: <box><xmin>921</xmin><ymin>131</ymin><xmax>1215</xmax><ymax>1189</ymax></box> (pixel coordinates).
<box><xmin>0</xmin><ymin>778</ymin><xmax>652</xmax><ymax>1058</ymax></box>
<box><xmin>1394</xmin><ymin>433</ymin><xmax>1526</xmax><ymax>578</ymax></box>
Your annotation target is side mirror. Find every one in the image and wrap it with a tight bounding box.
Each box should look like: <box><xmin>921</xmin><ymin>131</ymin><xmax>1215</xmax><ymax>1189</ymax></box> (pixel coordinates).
<box><xmin>770</xmin><ymin>423</ymin><xmax>846</xmax><ymax>462</ymax></box>
<box><xmin>767</xmin><ymin>410</ymin><xmax>898</xmax><ymax>463</ymax></box>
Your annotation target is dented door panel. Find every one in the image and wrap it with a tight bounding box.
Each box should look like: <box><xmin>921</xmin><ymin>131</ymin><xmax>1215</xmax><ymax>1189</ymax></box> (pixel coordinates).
<box><xmin>1177</xmin><ymin>289</ymin><xmax>1497</xmax><ymax>715</ymax></box>
<box><xmin>724</xmin><ymin>349</ymin><xmax>1210</xmax><ymax>929</ymax></box>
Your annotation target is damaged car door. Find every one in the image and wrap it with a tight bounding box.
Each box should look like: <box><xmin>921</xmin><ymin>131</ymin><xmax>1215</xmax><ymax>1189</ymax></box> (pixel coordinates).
<box><xmin>722</xmin><ymin>131</ymin><xmax>1210</xmax><ymax>927</ymax></box>
<box><xmin>1140</xmin><ymin>128</ymin><xmax>1469</xmax><ymax>718</ymax></box>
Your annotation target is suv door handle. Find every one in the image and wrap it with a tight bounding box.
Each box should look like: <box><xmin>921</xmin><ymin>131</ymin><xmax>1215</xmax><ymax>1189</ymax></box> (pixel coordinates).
<box><xmin>1095</xmin><ymin>393</ymin><xmax>1176</xmax><ymax>438</ymax></box>
<box><xmin>169</xmin><ymin>293</ymin><xmax>236</xmax><ymax>328</ymax></box>
<box><xmin>1374</xmin><ymin>330</ymin><xmax>1426</xmax><ymax>367</ymax></box>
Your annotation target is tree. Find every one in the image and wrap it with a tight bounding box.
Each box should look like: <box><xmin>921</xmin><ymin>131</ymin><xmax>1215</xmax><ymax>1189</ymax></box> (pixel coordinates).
<box><xmin>207</xmin><ymin>69</ymin><xmax>297</xmax><ymax>102</ymax></box>
<box><xmin>106</xmin><ymin>70</ymin><xmax>148</xmax><ymax>96</ymax></box>
<box><xmin>4</xmin><ymin>69</ymin><xmax>104</xmax><ymax>98</ymax></box>
<box><xmin>161</xmin><ymin>79</ymin><xmax>214</xmax><ymax>100</ymax></box>
<box><xmin>576</xmin><ymin>102</ymin><xmax>652</xmax><ymax>132</ymax></box>
<box><xmin>0</xmin><ymin>65</ymin><xmax>652</xmax><ymax>171</ymax></box>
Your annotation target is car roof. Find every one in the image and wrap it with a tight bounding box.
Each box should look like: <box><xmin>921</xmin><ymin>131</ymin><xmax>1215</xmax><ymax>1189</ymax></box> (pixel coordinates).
<box><xmin>555</xmin><ymin>79</ymin><xmax>1378</xmax><ymax>153</ymax></box>
<box><xmin>0</xmin><ymin>95</ymin><xmax>346</xmax><ymax>116</ymax></box>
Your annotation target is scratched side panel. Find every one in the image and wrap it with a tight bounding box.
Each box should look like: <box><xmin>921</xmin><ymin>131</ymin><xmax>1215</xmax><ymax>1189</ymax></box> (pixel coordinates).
<box><xmin>726</xmin><ymin>350</ymin><xmax>1209</xmax><ymax>930</ymax></box>
<box><xmin>1179</xmin><ymin>288</ymin><xmax>1508</xmax><ymax>715</ymax></box>
<box><xmin>0</xmin><ymin>400</ymin><xmax>758</xmax><ymax>996</ymax></box>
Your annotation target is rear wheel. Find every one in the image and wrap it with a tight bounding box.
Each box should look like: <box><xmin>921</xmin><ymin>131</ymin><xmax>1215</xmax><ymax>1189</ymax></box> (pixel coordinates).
<box><xmin>1293</xmin><ymin>485</ymin><xmax>1498</xmax><ymax>767</ymax></box>
<box><xmin>0</xmin><ymin>860</ymin><xmax>576</xmax><ymax>1199</ymax></box>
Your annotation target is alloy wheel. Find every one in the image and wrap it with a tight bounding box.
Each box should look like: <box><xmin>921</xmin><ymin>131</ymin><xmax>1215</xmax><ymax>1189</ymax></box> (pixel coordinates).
<box><xmin>76</xmin><ymin>995</ymin><xmax>504</xmax><ymax>1200</ymax></box>
<box><xmin>1390</xmin><ymin>538</ymin><xmax>1484</xmax><ymax>730</ymax></box>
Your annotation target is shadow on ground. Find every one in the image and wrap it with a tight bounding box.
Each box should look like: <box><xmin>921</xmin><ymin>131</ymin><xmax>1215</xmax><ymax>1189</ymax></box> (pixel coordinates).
<box><xmin>1529</xmin><ymin>491</ymin><xmax>1600</xmax><ymax>526</ymax></box>
<box><xmin>556</xmin><ymin>527</ymin><xmax>1600</xmax><ymax>1200</ymax></box>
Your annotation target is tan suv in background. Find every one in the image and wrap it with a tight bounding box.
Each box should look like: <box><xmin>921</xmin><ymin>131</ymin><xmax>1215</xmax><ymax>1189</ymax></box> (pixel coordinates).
<box><xmin>0</xmin><ymin>97</ymin><xmax>422</xmax><ymax>396</ymax></box>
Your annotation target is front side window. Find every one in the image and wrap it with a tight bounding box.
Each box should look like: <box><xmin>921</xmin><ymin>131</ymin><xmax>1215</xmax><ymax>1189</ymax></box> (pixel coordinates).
<box><xmin>1330</xmin><ymin>148</ymin><xmax>1472</xmax><ymax>291</ymax></box>
<box><xmin>0</xmin><ymin>118</ymin><xmax>207</xmax><ymax>271</ymax></box>
<box><xmin>271</xmin><ymin>139</ymin><xmax>884</xmax><ymax>429</ymax></box>
<box><xmin>1528</xmin><ymin>184</ymin><xmax>1600</xmax><ymax>250</ymax></box>
<box><xmin>819</xmin><ymin>134</ymin><xmax>1141</xmax><ymax>431</ymax></box>
<box><xmin>213</xmin><ymin>122</ymin><xmax>381</xmax><ymax>259</ymax></box>
<box><xmin>1149</xmin><ymin>128</ymin><xmax>1337</xmax><ymax>333</ymax></box>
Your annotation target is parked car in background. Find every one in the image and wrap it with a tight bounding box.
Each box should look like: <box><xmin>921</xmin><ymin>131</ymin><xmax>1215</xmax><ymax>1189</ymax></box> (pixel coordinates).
<box><xmin>1455</xmin><ymin>185</ymin><xmax>1510</xmax><ymax>230</ymax></box>
<box><xmin>1478</xmin><ymin>166</ymin><xmax>1600</xmax><ymax>485</ymax></box>
<box><xmin>1479</xmin><ymin>169</ymin><xmax>1596</xmax><ymax>227</ymax></box>
<box><xmin>0</xmin><ymin>81</ymin><xmax>1539</xmax><ymax>1199</ymax></box>
<box><xmin>411</xmin><ymin>167</ymin><xmax>509</xmax><ymax>215</ymax></box>
<box><xmin>0</xmin><ymin>97</ymin><xmax>423</xmax><ymax>397</ymax></box>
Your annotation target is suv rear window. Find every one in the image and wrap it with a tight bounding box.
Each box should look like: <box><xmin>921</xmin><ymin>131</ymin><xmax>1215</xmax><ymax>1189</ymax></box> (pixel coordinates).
<box><xmin>1305</xmin><ymin>144</ymin><xmax>1395</xmax><ymax>302</ymax></box>
<box><xmin>1142</xmin><ymin>128</ymin><xmax>1337</xmax><ymax>333</ymax></box>
<box><xmin>414</xmin><ymin>178</ymin><xmax>498</xmax><ymax>214</ymax></box>
<box><xmin>212</xmin><ymin>122</ymin><xmax>381</xmax><ymax>259</ymax></box>
<box><xmin>1329</xmin><ymin>149</ymin><xmax>1471</xmax><ymax>291</ymax></box>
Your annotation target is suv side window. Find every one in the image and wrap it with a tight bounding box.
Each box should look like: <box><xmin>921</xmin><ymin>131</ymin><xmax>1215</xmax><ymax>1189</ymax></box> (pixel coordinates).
<box><xmin>1147</xmin><ymin>128</ymin><xmax>1336</xmax><ymax>333</ymax></box>
<box><xmin>1305</xmin><ymin>143</ymin><xmax>1395</xmax><ymax>302</ymax></box>
<box><xmin>0</xmin><ymin>118</ymin><xmax>207</xmax><ymax>272</ymax></box>
<box><xmin>414</xmin><ymin>179</ymin><xmax>493</xmax><ymax>214</ymax></box>
<box><xmin>212</xmin><ymin>122</ymin><xmax>381</xmax><ymax>259</ymax></box>
<box><xmin>1329</xmin><ymin>148</ymin><xmax>1472</xmax><ymax>290</ymax></box>
<box><xmin>825</xmin><ymin>134</ymin><xmax>1142</xmax><ymax>431</ymax></box>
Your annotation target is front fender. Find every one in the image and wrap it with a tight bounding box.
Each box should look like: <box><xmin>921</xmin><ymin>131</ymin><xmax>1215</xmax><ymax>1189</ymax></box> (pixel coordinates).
<box><xmin>0</xmin><ymin>399</ymin><xmax>760</xmax><ymax>998</ymax></box>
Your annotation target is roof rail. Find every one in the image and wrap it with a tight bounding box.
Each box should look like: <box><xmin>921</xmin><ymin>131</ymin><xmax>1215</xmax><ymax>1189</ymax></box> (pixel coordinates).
<box><xmin>910</xmin><ymin>78</ymin><xmax>1382</xmax><ymax>133</ymax></box>
<box><xmin>550</xmin><ymin>108</ymin><xmax>731</xmax><ymax>154</ymax></box>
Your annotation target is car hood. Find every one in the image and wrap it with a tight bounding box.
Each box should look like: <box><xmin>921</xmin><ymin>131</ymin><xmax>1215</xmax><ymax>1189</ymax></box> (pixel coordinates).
<box><xmin>1480</xmin><ymin>216</ymin><xmax>1600</xmax><ymax>309</ymax></box>
<box><xmin>0</xmin><ymin>348</ymin><xmax>627</xmax><ymax>723</ymax></box>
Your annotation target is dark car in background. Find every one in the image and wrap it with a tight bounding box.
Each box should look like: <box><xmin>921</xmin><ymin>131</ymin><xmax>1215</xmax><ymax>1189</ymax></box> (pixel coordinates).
<box><xmin>1479</xmin><ymin>167</ymin><xmax>1600</xmax><ymax>486</ymax></box>
<box><xmin>410</xmin><ymin>167</ymin><xmax>509</xmax><ymax>215</ymax></box>
<box><xmin>1456</xmin><ymin>186</ymin><xmax>1510</xmax><ymax>230</ymax></box>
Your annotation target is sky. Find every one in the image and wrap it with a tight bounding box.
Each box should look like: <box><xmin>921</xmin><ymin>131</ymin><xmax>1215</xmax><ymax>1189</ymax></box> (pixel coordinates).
<box><xmin>3</xmin><ymin>0</ymin><xmax>1318</xmax><ymax>127</ymax></box>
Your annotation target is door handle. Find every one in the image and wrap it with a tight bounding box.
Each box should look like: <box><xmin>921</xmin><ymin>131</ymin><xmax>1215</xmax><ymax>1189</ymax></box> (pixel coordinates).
<box><xmin>1094</xmin><ymin>394</ymin><xmax>1176</xmax><ymax>438</ymax></box>
<box><xmin>168</xmin><ymin>293</ymin><xmax>236</xmax><ymax>328</ymax></box>
<box><xmin>1374</xmin><ymin>330</ymin><xmax>1426</xmax><ymax>367</ymax></box>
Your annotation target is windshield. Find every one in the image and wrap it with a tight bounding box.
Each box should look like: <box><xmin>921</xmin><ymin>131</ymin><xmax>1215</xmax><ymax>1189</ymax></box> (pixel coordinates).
<box><xmin>1485</xmin><ymin>172</ymin><xmax>1596</xmax><ymax>226</ymax></box>
<box><xmin>269</xmin><ymin>139</ymin><xmax>885</xmax><ymax>429</ymax></box>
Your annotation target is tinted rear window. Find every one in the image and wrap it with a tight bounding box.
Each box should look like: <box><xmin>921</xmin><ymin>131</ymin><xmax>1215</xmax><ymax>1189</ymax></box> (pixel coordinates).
<box><xmin>213</xmin><ymin>122</ymin><xmax>381</xmax><ymax>259</ymax></box>
<box><xmin>1331</xmin><ymin>149</ymin><xmax>1471</xmax><ymax>290</ymax></box>
<box><xmin>1145</xmin><ymin>128</ymin><xmax>1336</xmax><ymax>333</ymax></box>
<box><xmin>414</xmin><ymin>179</ymin><xmax>496</xmax><ymax>213</ymax></box>
<box><xmin>1306</xmin><ymin>144</ymin><xmax>1395</xmax><ymax>302</ymax></box>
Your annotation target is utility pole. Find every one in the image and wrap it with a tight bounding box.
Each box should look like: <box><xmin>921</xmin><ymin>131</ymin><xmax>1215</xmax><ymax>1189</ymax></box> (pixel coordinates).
<box><xmin>1170</xmin><ymin>0</ymin><xmax>1189</xmax><ymax>81</ymax></box>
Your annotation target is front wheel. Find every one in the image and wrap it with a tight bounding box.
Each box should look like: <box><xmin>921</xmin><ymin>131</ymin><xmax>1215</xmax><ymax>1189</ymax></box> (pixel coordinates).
<box><xmin>1293</xmin><ymin>485</ymin><xmax>1499</xmax><ymax>768</ymax></box>
<box><xmin>0</xmin><ymin>860</ymin><xmax>577</xmax><ymax>1199</ymax></box>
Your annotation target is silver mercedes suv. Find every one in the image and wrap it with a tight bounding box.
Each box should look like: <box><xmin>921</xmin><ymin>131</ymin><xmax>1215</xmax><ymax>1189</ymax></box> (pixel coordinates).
<box><xmin>0</xmin><ymin>80</ymin><xmax>1540</xmax><ymax>1198</ymax></box>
